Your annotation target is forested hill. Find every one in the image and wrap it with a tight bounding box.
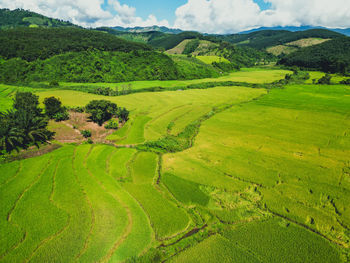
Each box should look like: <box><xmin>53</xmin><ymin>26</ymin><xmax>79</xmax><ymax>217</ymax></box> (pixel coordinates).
<box><xmin>0</xmin><ymin>8</ymin><xmax>77</xmax><ymax>29</ymax></box>
<box><xmin>0</xmin><ymin>27</ymin><xmax>151</xmax><ymax>61</ymax></box>
<box><xmin>278</xmin><ymin>37</ymin><xmax>350</xmax><ymax>73</ymax></box>
<box><xmin>218</xmin><ymin>29</ymin><xmax>344</xmax><ymax>49</ymax></box>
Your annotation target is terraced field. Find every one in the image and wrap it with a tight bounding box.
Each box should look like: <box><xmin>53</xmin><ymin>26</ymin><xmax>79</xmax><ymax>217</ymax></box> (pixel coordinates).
<box><xmin>1</xmin><ymin>69</ymin><xmax>349</xmax><ymax>262</ymax></box>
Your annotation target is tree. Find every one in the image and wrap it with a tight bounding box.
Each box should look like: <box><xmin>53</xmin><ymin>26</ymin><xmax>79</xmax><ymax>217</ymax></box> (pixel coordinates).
<box><xmin>44</xmin><ymin>96</ymin><xmax>63</xmax><ymax>118</ymax></box>
<box><xmin>13</xmin><ymin>91</ymin><xmax>42</xmax><ymax>116</ymax></box>
<box><xmin>0</xmin><ymin>91</ymin><xmax>54</xmax><ymax>154</ymax></box>
<box><xmin>0</xmin><ymin>112</ymin><xmax>24</xmax><ymax>153</ymax></box>
<box><xmin>85</xmin><ymin>100</ymin><xmax>118</xmax><ymax>126</ymax></box>
<box><xmin>118</xmin><ymin>107</ymin><xmax>129</xmax><ymax>122</ymax></box>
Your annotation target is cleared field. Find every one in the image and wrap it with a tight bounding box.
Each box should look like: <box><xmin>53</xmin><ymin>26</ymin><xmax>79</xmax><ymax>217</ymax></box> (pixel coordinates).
<box><xmin>286</xmin><ymin>38</ymin><xmax>330</xmax><ymax>48</ymax></box>
<box><xmin>196</xmin><ymin>55</ymin><xmax>230</xmax><ymax>64</ymax></box>
<box><xmin>266</xmin><ymin>45</ymin><xmax>298</xmax><ymax>56</ymax></box>
<box><xmin>166</xmin><ymin>40</ymin><xmax>192</xmax><ymax>55</ymax></box>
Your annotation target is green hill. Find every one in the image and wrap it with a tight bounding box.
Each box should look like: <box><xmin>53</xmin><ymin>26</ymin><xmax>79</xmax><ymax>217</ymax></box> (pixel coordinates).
<box><xmin>220</xmin><ymin>29</ymin><xmax>343</xmax><ymax>49</ymax></box>
<box><xmin>0</xmin><ymin>8</ymin><xmax>77</xmax><ymax>29</ymax></box>
<box><xmin>0</xmin><ymin>27</ymin><xmax>151</xmax><ymax>61</ymax></box>
<box><xmin>95</xmin><ymin>27</ymin><xmax>167</xmax><ymax>44</ymax></box>
<box><xmin>0</xmin><ymin>50</ymin><xmax>220</xmax><ymax>83</ymax></box>
<box><xmin>278</xmin><ymin>37</ymin><xmax>350</xmax><ymax>73</ymax></box>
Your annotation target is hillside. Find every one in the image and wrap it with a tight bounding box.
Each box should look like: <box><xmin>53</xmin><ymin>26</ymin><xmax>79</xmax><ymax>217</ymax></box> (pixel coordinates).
<box><xmin>166</xmin><ymin>39</ymin><xmax>275</xmax><ymax>68</ymax></box>
<box><xmin>95</xmin><ymin>27</ymin><xmax>167</xmax><ymax>44</ymax></box>
<box><xmin>0</xmin><ymin>8</ymin><xmax>77</xmax><ymax>29</ymax></box>
<box><xmin>0</xmin><ymin>50</ymin><xmax>220</xmax><ymax>83</ymax></box>
<box><xmin>278</xmin><ymin>37</ymin><xmax>350</xmax><ymax>73</ymax></box>
<box><xmin>0</xmin><ymin>27</ymin><xmax>151</xmax><ymax>61</ymax></box>
<box><xmin>219</xmin><ymin>29</ymin><xmax>343</xmax><ymax>49</ymax></box>
<box><xmin>266</xmin><ymin>38</ymin><xmax>330</xmax><ymax>56</ymax></box>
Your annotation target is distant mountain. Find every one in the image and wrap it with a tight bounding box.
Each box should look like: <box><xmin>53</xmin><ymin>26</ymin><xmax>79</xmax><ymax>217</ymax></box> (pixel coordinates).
<box><xmin>0</xmin><ymin>8</ymin><xmax>77</xmax><ymax>29</ymax></box>
<box><xmin>111</xmin><ymin>26</ymin><xmax>182</xmax><ymax>34</ymax></box>
<box><xmin>239</xmin><ymin>26</ymin><xmax>350</xmax><ymax>36</ymax></box>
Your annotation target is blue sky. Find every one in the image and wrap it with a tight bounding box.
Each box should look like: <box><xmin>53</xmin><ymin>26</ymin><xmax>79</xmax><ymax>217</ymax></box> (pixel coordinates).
<box><xmin>103</xmin><ymin>0</ymin><xmax>271</xmax><ymax>25</ymax></box>
<box><xmin>1</xmin><ymin>0</ymin><xmax>349</xmax><ymax>33</ymax></box>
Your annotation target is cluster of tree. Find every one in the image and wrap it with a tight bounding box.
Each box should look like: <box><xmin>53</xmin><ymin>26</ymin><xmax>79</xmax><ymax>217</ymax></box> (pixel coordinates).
<box><xmin>85</xmin><ymin>100</ymin><xmax>129</xmax><ymax>126</ymax></box>
<box><xmin>278</xmin><ymin>37</ymin><xmax>350</xmax><ymax>74</ymax></box>
<box><xmin>0</xmin><ymin>27</ymin><xmax>151</xmax><ymax>61</ymax></box>
<box><xmin>171</xmin><ymin>55</ymin><xmax>220</xmax><ymax>79</ymax></box>
<box><xmin>43</xmin><ymin>97</ymin><xmax>69</xmax><ymax>121</ymax></box>
<box><xmin>96</xmin><ymin>27</ymin><xmax>167</xmax><ymax>45</ymax></box>
<box><xmin>0</xmin><ymin>92</ymin><xmax>54</xmax><ymax>154</ymax></box>
<box><xmin>92</xmin><ymin>85</ymin><xmax>133</xmax><ymax>96</ymax></box>
<box><xmin>316</xmin><ymin>74</ymin><xmax>332</xmax><ymax>84</ymax></box>
<box><xmin>0</xmin><ymin>8</ymin><xmax>76</xmax><ymax>29</ymax></box>
<box><xmin>0</xmin><ymin>50</ymin><xmax>223</xmax><ymax>84</ymax></box>
<box><xmin>212</xmin><ymin>61</ymin><xmax>239</xmax><ymax>72</ymax></box>
<box><xmin>183</xmin><ymin>39</ymin><xmax>200</xmax><ymax>55</ymax></box>
<box><xmin>148</xmin><ymin>31</ymin><xmax>203</xmax><ymax>50</ymax></box>
<box><xmin>215</xmin><ymin>42</ymin><xmax>275</xmax><ymax>67</ymax></box>
<box><xmin>275</xmin><ymin>69</ymin><xmax>310</xmax><ymax>84</ymax></box>
<box><xmin>219</xmin><ymin>29</ymin><xmax>343</xmax><ymax>49</ymax></box>
<box><xmin>340</xmin><ymin>78</ymin><xmax>350</xmax><ymax>85</ymax></box>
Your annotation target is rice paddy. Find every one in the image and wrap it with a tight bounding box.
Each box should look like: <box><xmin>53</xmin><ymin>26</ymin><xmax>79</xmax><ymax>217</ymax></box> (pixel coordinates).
<box><xmin>1</xmin><ymin>68</ymin><xmax>349</xmax><ymax>262</ymax></box>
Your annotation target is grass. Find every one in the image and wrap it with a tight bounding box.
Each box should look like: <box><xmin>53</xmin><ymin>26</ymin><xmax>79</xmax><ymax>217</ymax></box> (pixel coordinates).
<box><xmin>223</xmin><ymin>218</ymin><xmax>341</xmax><ymax>262</ymax></box>
<box><xmin>163</xmin><ymin>83</ymin><xmax>350</xmax><ymax>250</ymax></box>
<box><xmin>1</xmin><ymin>68</ymin><xmax>349</xmax><ymax>262</ymax></box>
<box><xmin>196</xmin><ymin>56</ymin><xmax>230</xmax><ymax>64</ymax></box>
<box><xmin>125</xmin><ymin>184</ymin><xmax>190</xmax><ymax>239</ymax></box>
<box><xmin>171</xmin><ymin>234</ymin><xmax>260</xmax><ymax>263</ymax></box>
<box><xmin>162</xmin><ymin>173</ymin><xmax>210</xmax><ymax>206</ymax></box>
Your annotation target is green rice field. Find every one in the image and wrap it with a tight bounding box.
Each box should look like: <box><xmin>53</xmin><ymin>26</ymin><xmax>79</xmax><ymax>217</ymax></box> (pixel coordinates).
<box><xmin>1</xmin><ymin>68</ymin><xmax>349</xmax><ymax>262</ymax></box>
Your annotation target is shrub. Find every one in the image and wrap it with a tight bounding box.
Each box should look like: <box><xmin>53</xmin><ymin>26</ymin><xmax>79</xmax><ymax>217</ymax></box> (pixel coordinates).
<box><xmin>81</xmin><ymin>130</ymin><xmax>91</xmax><ymax>138</ymax></box>
<box><xmin>85</xmin><ymin>100</ymin><xmax>118</xmax><ymax>126</ymax></box>
<box><xmin>53</xmin><ymin>111</ymin><xmax>69</xmax><ymax>122</ymax></box>
<box><xmin>49</xmin><ymin>80</ymin><xmax>59</xmax><ymax>86</ymax></box>
<box><xmin>340</xmin><ymin>78</ymin><xmax>350</xmax><ymax>85</ymax></box>
<box><xmin>317</xmin><ymin>74</ymin><xmax>332</xmax><ymax>85</ymax></box>
<box><xmin>105</xmin><ymin>119</ymin><xmax>119</xmax><ymax>129</ymax></box>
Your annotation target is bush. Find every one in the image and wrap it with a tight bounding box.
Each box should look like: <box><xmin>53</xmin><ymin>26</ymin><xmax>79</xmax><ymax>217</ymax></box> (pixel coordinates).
<box><xmin>53</xmin><ymin>111</ymin><xmax>69</xmax><ymax>122</ymax></box>
<box><xmin>81</xmin><ymin>130</ymin><xmax>91</xmax><ymax>138</ymax></box>
<box><xmin>68</xmin><ymin>106</ymin><xmax>85</xmax><ymax>113</ymax></box>
<box><xmin>49</xmin><ymin>80</ymin><xmax>59</xmax><ymax>86</ymax></box>
<box><xmin>105</xmin><ymin>119</ymin><xmax>119</xmax><ymax>129</ymax></box>
<box><xmin>85</xmin><ymin>100</ymin><xmax>118</xmax><ymax>126</ymax></box>
<box><xmin>44</xmin><ymin>96</ymin><xmax>64</xmax><ymax>119</ymax></box>
<box><xmin>317</xmin><ymin>74</ymin><xmax>332</xmax><ymax>85</ymax></box>
<box><xmin>340</xmin><ymin>78</ymin><xmax>350</xmax><ymax>85</ymax></box>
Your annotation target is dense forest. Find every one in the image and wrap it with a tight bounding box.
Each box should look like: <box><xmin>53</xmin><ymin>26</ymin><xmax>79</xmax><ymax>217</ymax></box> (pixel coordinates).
<box><xmin>0</xmin><ymin>8</ymin><xmax>76</xmax><ymax>29</ymax></box>
<box><xmin>278</xmin><ymin>37</ymin><xmax>350</xmax><ymax>73</ymax></box>
<box><xmin>0</xmin><ymin>27</ymin><xmax>151</xmax><ymax>61</ymax></box>
<box><xmin>0</xmin><ymin>50</ymin><xmax>220</xmax><ymax>83</ymax></box>
<box><xmin>219</xmin><ymin>29</ymin><xmax>344</xmax><ymax>49</ymax></box>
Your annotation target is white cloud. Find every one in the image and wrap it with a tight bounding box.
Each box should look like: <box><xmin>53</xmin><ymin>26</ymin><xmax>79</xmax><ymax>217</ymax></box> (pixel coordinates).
<box><xmin>0</xmin><ymin>0</ymin><xmax>169</xmax><ymax>28</ymax></box>
<box><xmin>174</xmin><ymin>0</ymin><xmax>350</xmax><ymax>33</ymax></box>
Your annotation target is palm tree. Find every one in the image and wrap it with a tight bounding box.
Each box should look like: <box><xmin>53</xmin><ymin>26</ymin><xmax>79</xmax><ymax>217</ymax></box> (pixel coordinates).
<box><xmin>0</xmin><ymin>112</ymin><xmax>24</xmax><ymax>153</ymax></box>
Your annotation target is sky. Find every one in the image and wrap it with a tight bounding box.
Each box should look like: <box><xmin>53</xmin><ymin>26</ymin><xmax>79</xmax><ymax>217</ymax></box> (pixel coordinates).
<box><xmin>1</xmin><ymin>0</ymin><xmax>350</xmax><ymax>33</ymax></box>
